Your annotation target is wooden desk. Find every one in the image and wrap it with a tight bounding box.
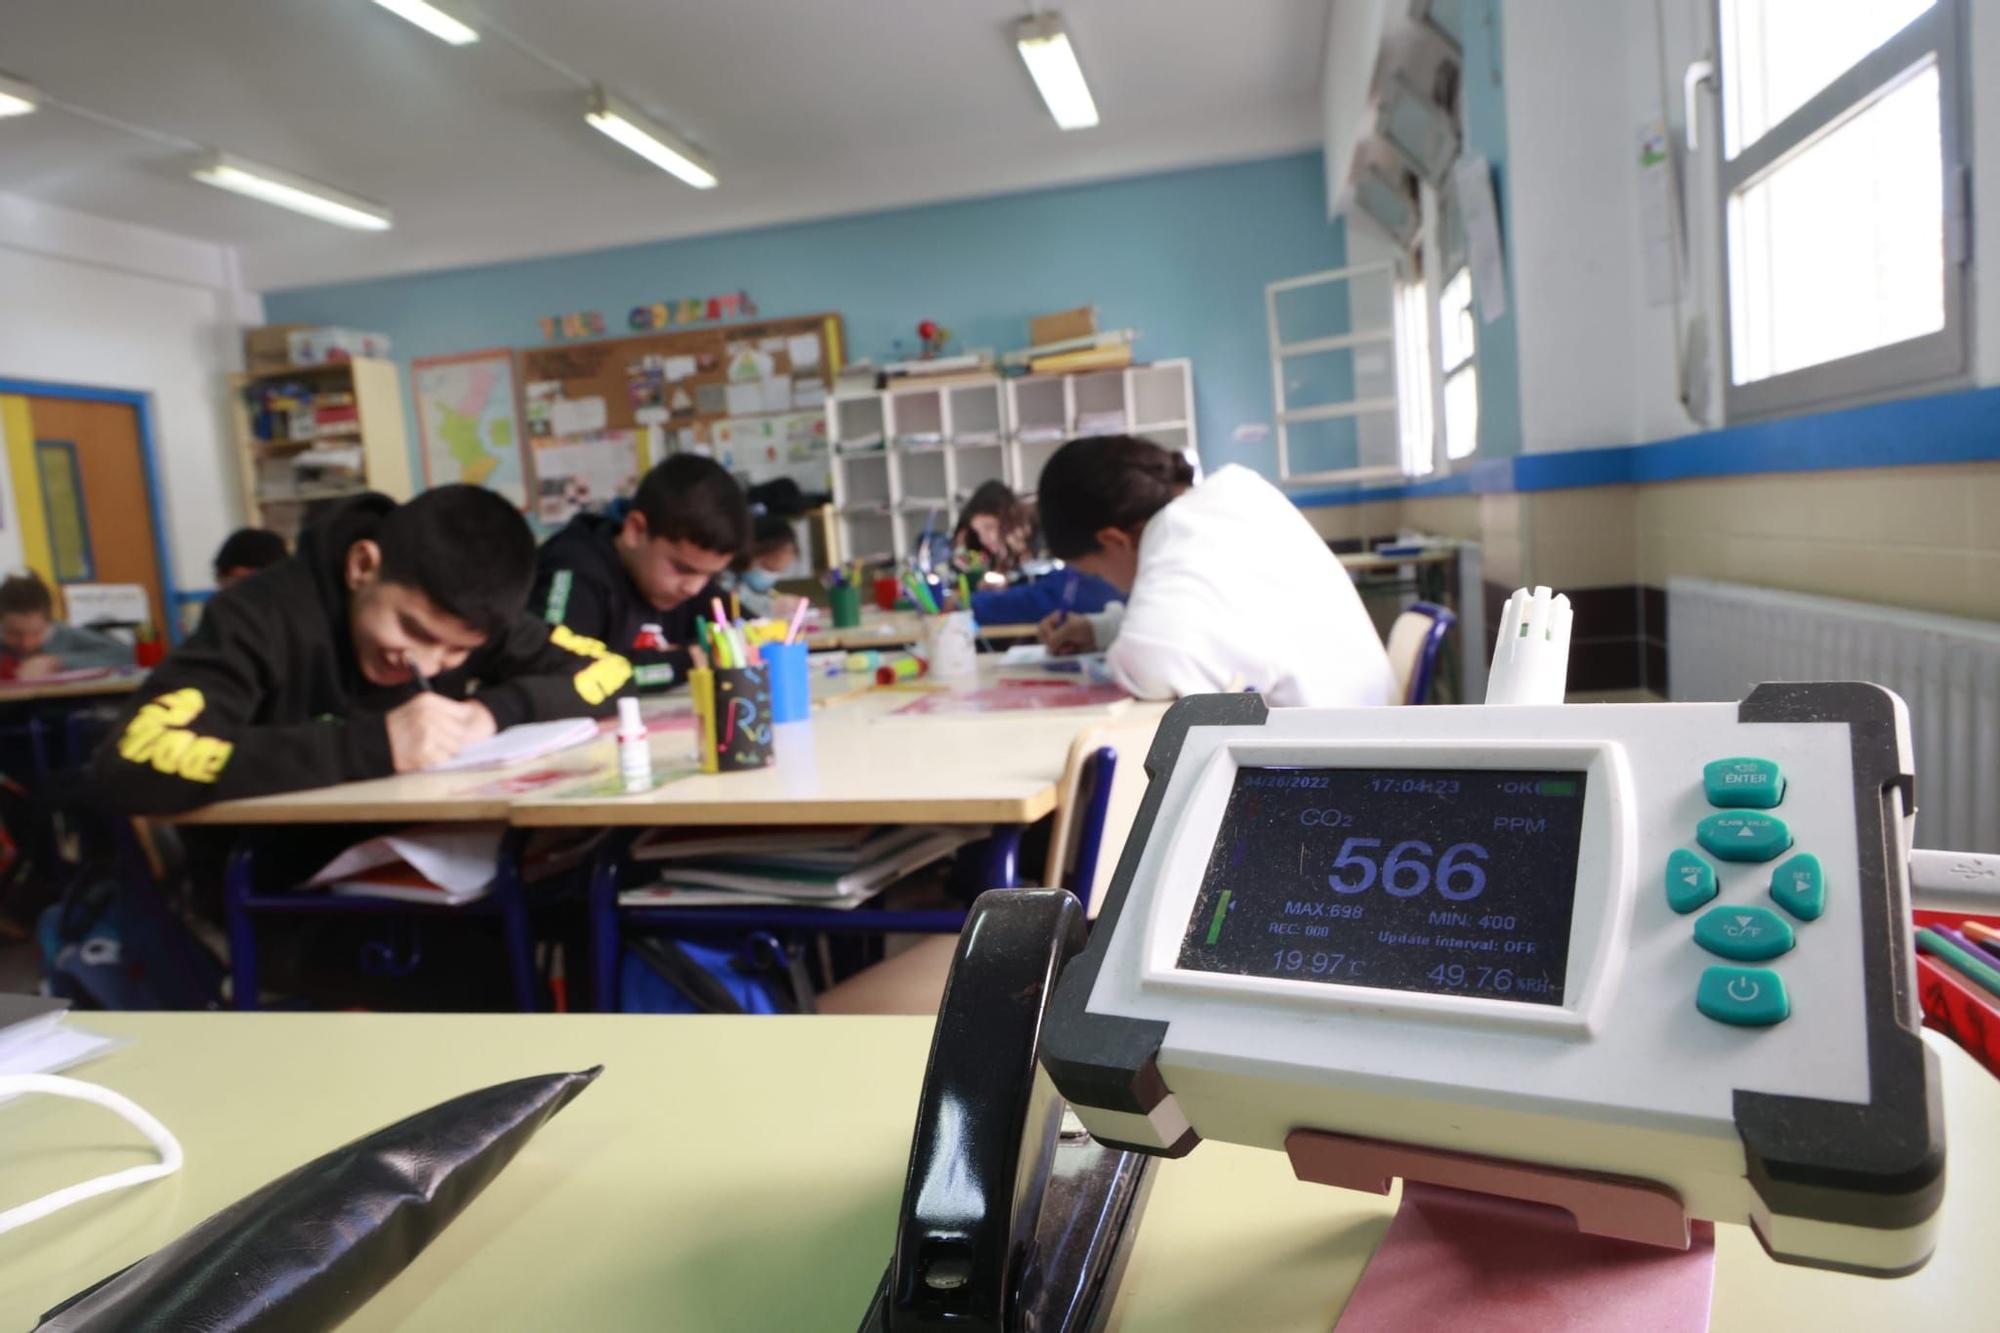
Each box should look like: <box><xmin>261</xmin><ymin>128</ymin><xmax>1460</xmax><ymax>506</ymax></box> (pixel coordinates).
<box><xmin>1</xmin><ymin>1015</ymin><xmax>1988</xmax><ymax>1331</ymax></box>
<box><xmin>1338</xmin><ymin>548</ymin><xmax>1456</xmax><ymax>576</ymax></box>
<box><xmin>514</xmin><ymin>687</ymin><xmax>1159</xmax><ymax>827</ymax></box>
<box><xmin>0</xmin><ymin>670</ymin><xmax>146</xmax><ymax>703</ymax></box>
<box><xmin>174</xmin><ymin>664</ymin><xmax>1141</xmax><ymax>828</ymax></box>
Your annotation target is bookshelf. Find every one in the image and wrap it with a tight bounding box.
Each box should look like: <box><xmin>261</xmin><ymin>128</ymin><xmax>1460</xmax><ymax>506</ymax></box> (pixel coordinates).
<box><xmin>1004</xmin><ymin>357</ymin><xmax>1196</xmax><ymax>500</ymax></box>
<box><xmin>825</xmin><ymin>358</ymin><xmax>1195</xmax><ymax>562</ymax></box>
<box><xmin>229</xmin><ymin>356</ymin><xmax>412</xmax><ymax>541</ymax></box>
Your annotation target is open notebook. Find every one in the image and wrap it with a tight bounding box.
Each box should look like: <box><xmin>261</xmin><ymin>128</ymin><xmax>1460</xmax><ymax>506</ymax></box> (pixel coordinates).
<box><xmin>427</xmin><ymin>717</ymin><xmax>601</xmax><ymax>772</ymax></box>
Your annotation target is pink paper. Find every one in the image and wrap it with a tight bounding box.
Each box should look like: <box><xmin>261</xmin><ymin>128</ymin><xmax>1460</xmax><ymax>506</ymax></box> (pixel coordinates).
<box><xmin>1335</xmin><ymin>1183</ymin><xmax>1716</xmax><ymax>1332</ymax></box>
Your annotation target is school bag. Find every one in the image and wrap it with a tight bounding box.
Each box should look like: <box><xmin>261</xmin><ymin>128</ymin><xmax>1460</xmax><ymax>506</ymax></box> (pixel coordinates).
<box><xmin>618</xmin><ymin>931</ymin><xmax>816</xmax><ymax>1014</ymax></box>
<box><xmin>37</xmin><ymin>863</ymin><xmax>225</xmax><ymax>1010</ymax></box>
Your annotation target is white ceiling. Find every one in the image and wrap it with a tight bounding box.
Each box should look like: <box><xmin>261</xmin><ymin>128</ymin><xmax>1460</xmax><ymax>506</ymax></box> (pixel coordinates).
<box><xmin>0</xmin><ymin>0</ymin><xmax>1330</xmax><ymax>292</ymax></box>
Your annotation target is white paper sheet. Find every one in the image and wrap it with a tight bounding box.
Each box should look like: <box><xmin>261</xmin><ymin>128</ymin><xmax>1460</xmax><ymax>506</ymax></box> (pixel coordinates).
<box><xmin>1452</xmin><ymin>154</ymin><xmax>1509</xmax><ymax>325</ymax></box>
<box><xmin>787</xmin><ymin>333</ymin><xmax>821</xmax><ymax>370</ymax></box>
<box><xmin>430</xmin><ymin>717</ymin><xmax>601</xmax><ymax>773</ymax></box>
<box><xmin>549</xmin><ymin>395</ymin><xmax>608</xmax><ymax>437</ymax></box>
<box><xmin>308</xmin><ymin>824</ymin><xmax>507</xmax><ymax>897</ymax></box>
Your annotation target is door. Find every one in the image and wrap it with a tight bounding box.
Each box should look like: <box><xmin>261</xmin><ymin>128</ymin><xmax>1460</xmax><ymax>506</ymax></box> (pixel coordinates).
<box><xmin>9</xmin><ymin>395</ymin><xmax>167</xmax><ymax>636</ymax></box>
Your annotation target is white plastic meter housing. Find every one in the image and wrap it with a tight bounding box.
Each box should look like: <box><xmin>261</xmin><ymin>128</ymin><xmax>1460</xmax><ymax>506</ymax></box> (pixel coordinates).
<box><xmin>1041</xmin><ymin>685</ymin><xmax>1943</xmax><ymax>1277</ymax></box>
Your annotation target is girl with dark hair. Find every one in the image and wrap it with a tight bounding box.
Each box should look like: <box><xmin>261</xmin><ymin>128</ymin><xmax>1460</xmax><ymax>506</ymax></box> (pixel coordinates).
<box><xmin>953</xmin><ymin>480</ymin><xmax>1035</xmax><ymax>574</ymax></box>
<box><xmin>950</xmin><ymin>481</ymin><xmax>1118</xmax><ymax>626</ymax></box>
<box><xmin>1032</xmin><ymin>436</ymin><xmax>1392</xmax><ymax>707</ymax></box>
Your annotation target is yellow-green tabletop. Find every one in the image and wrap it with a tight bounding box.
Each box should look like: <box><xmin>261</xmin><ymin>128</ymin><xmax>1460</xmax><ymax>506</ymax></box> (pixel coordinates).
<box><xmin>0</xmin><ymin>1015</ymin><xmax>1990</xmax><ymax>1330</ymax></box>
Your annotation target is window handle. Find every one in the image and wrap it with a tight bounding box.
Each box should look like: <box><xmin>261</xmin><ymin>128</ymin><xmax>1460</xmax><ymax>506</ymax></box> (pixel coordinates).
<box><xmin>1683</xmin><ymin>58</ymin><xmax>1716</xmax><ymax>152</ymax></box>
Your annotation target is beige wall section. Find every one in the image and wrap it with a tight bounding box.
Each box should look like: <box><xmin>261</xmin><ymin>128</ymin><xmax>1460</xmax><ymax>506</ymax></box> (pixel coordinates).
<box><xmin>1298</xmin><ymin>462</ymin><xmax>1999</xmax><ymax>623</ymax></box>
<box><xmin>1637</xmin><ymin>462</ymin><xmax>2000</xmax><ymax>620</ymax></box>
<box><xmin>1299</xmin><ymin>499</ymin><xmax>1401</xmax><ymax>543</ymax></box>
<box><xmin>1524</xmin><ymin>486</ymin><xmax>1638</xmax><ymax>588</ymax></box>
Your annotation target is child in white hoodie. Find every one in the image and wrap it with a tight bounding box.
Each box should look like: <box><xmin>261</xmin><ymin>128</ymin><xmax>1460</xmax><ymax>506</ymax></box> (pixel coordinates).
<box><xmin>1035</xmin><ymin>436</ymin><xmax>1393</xmax><ymax>708</ymax></box>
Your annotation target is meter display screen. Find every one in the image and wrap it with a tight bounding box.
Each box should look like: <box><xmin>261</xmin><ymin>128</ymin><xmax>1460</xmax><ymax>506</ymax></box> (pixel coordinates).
<box><xmin>1175</xmin><ymin>766</ymin><xmax>1588</xmax><ymax>1005</ymax></box>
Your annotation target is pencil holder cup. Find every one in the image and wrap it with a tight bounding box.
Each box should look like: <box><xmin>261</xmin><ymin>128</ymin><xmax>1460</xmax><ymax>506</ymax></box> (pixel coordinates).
<box><xmin>874</xmin><ymin>576</ymin><xmax>901</xmax><ymax>611</ymax></box>
<box><xmin>758</xmin><ymin>641</ymin><xmax>811</xmax><ymax>724</ymax></box>
<box><xmin>690</xmin><ymin>666</ymin><xmax>775</xmax><ymax>773</ymax></box>
<box><xmin>921</xmin><ymin>611</ymin><xmax>979</xmax><ymax>682</ymax></box>
<box><xmin>830</xmin><ymin>584</ymin><xmax>864</xmax><ymax>629</ymax></box>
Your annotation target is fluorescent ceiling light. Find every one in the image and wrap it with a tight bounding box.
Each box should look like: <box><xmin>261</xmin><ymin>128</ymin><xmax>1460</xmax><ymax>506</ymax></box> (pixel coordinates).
<box><xmin>0</xmin><ymin>72</ymin><xmax>39</xmax><ymax>118</ymax></box>
<box><xmin>191</xmin><ymin>153</ymin><xmax>393</xmax><ymax>231</ymax></box>
<box><xmin>367</xmin><ymin>0</ymin><xmax>479</xmax><ymax>45</ymax></box>
<box><xmin>586</xmin><ymin>86</ymin><xmax>717</xmax><ymax>190</ymax></box>
<box><xmin>1015</xmin><ymin>13</ymin><xmax>1099</xmax><ymax>130</ymax></box>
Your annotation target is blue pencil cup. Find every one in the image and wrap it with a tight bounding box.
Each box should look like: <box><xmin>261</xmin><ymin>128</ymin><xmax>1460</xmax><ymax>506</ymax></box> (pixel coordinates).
<box><xmin>759</xmin><ymin>641</ymin><xmax>811</xmax><ymax>723</ymax></box>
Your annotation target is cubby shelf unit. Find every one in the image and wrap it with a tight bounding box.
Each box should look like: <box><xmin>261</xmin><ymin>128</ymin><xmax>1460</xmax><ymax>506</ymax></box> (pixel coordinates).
<box><xmin>826</xmin><ymin>358</ymin><xmax>1194</xmax><ymax>561</ymax></box>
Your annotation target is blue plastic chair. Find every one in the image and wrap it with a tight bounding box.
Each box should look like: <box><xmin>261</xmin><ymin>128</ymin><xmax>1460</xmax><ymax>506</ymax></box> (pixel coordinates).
<box><xmin>1386</xmin><ymin>602</ymin><xmax>1457</xmax><ymax>705</ymax></box>
<box><xmin>586</xmin><ymin>745</ymin><xmax>1120</xmax><ymax>1013</ymax></box>
<box><xmin>222</xmin><ymin>828</ymin><xmax>544</xmax><ymax>1012</ymax></box>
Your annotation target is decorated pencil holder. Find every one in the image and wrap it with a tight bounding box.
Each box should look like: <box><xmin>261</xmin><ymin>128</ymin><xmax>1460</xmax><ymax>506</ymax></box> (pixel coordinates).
<box><xmin>689</xmin><ymin>666</ymin><xmax>775</xmax><ymax>773</ymax></box>
<box><xmin>830</xmin><ymin>583</ymin><xmax>864</xmax><ymax>629</ymax></box>
<box><xmin>921</xmin><ymin>610</ymin><xmax>979</xmax><ymax>682</ymax></box>
<box><xmin>758</xmin><ymin>641</ymin><xmax>811</xmax><ymax>724</ymax></box>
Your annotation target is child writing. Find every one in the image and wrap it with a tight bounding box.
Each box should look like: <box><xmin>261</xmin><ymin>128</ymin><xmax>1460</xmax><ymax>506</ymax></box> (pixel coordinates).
<box><xmin>952</xmin><ymin>481</ymin><xmax>1118</xmax><ymax>626</ymax></box>
<box><xmin>717</xmin><ymin>515</ymin><xmax>803</xmax><ymax>621</ymax></box>
<box><xmin>532</xmin><ymin>454</ymin><xmax>750</xmax><ymax>692</ymax></box>
<box><xmin>0</xmin><ymin>573</ymin><xmax>133</xmax><ymax>678</ymax></box>
<box><xmin>91</xmin><ymin>486</ymin><xmax>628</xmax><ymax>814</ymax></box>
<box><xmin>1034</xmin><ymin>436</ymin><xmax>1393</xmax><ymax>707</ymax></box>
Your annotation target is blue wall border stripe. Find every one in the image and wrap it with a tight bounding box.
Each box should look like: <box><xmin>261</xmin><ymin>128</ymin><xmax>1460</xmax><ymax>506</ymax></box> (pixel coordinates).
<box><xmin>1290</xmin><ymin>384</ymin><xmax>2000</xmax><ymax>508</ymax></box>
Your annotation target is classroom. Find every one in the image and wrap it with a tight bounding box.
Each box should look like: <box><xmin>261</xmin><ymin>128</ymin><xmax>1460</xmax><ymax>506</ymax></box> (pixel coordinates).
<box><xmin>1</xmin><ymin>1</ymin><xmax>1995</xmax><ymax>1327</ymax></box>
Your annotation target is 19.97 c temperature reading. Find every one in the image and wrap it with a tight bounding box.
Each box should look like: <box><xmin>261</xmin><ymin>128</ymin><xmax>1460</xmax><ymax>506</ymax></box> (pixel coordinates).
<box><xmin>1271</xmin><ymin>950</ymin><xmax>1364</xmax><ymax>979</ymax></box>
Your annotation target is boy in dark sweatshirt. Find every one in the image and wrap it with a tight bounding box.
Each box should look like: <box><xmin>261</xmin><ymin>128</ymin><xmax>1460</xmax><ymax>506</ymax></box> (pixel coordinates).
<box><xmin>530</xmin><ymin>454</ymin><xmax>749</xmax><ymax>692</ymax></box>
<box><xmin>92</xmin><ymin>485</ymin><xmax>630</xmax><ymax>815</ymax></box>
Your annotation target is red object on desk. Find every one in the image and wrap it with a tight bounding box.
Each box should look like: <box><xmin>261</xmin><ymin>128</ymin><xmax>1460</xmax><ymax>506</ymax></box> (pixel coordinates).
<box><xmin>135</xmin><ymin>639</ymin><xmax>166</xmax><ymax>668</ymax></box>
<box><xmin>1914</xmin><ymin>908</ymin><xmax>2000</xmax><ymax>1078</ymax></box>
<box><xmin>873</xmin><ymin>577</ymin><xmax>900</xmax><ymax>611</ymax></box>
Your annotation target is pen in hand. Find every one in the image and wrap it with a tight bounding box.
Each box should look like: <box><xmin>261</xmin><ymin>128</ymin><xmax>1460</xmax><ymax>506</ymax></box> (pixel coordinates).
<box><xmin>410</xmin><ymin>664</ymin><xmax>431</xmax><ymax>693</ymax></box>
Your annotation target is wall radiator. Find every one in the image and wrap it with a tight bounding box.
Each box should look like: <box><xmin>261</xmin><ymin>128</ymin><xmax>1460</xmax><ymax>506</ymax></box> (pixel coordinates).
<box><xmin>1668</xmin><ymin>577</ymin><xmax>2000</xmax><ymax>854</ymax></box>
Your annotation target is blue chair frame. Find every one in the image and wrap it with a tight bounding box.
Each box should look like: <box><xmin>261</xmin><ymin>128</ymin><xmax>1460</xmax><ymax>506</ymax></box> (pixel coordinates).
<box><xmin>1400</xmin><ymin>602</ymin><xmax>1458</xmax><ymax>706</ymax></box>
<box><xmin>586</xmin><ymin>746</ymin><xmax>1120</xmax><ymax>1013</ymax></box>
<box><xmin>223</xmin><ymin>827</ymin><xmax>542</xmax><ymax>1012</ymax></box>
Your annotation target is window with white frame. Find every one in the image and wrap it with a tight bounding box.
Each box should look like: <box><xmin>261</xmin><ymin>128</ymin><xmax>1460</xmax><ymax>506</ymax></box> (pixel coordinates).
<box><xmin>1716</xmin><ymin>0</ymin><xmax>1967</xmax><ymax>419</ymax></box>
<box><xmin>1395</xmin><ymin>264</ymin><xmax>1436</xmax><ymax>478</ymax></box>
<box><xmin>1438</xmin><ymin>267</ymin><xmax>1479</xmax><ymax>460</ymax></box>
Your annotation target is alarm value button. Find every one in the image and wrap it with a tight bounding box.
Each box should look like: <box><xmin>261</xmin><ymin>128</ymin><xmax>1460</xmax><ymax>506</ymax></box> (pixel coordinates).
<box><xmin>1703</xmin><ymin>757</ymin><xmax>1785</xmax><ymax>808</ymax></box>
<box><xmin>1666</xmin><ymin>849</ymin><xmax>1718</xmax><ymax>914</ymax></box>
<box><xmin>1694</xmin><ymin>905</ymin><xmax>1795</xmax><ymax>961</ymax></box>
<box><xmin>1696</xmin><ymin>811</ymin><xmax>1793</xmax><ymax>863</ymax></box>
<box><xmin>1696</xmin><ymin>966</ymin><xmax>1791</xmax><ymax>1027</ymax></box>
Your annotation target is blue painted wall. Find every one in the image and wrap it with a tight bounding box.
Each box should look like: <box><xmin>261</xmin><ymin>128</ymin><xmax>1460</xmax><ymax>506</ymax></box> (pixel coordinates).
<box><xmin>1458</xmin><ymin>0</ymin><xmax>1523</xmax><ymax>460</ymax></box>
<box><xmin>264</xmin><ymin>152</ymin><xmax>1347</xmax><ymax>482</ymax></box>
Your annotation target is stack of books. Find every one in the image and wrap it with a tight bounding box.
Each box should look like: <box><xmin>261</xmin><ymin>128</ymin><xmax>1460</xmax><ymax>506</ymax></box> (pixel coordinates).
<box><xmin>621</xmin><ymin>824</ymin><xmax>984</xmax><ymax>908</ymax></box>
<box><xmin>1006</xmin><ymin>328</ymin><xmax>1138</xmax><ymax>374</ymax></box>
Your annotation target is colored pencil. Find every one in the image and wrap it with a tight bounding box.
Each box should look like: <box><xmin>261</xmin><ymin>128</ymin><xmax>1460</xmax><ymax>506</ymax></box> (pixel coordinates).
<box><xmin>1916</xmin><ymin>927</ymin><xmax>2000</xmax><ymax>1002</ymax></box>
<box><xmin>784</xmin><ymin>598</ymin><xmax>810</xmax><ymax>645</ymax></box>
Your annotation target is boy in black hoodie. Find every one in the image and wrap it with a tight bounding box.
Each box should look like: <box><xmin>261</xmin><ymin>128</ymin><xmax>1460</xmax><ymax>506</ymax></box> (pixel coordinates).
<box><xmin>92</xmin><ymin>485</ymin><xmax>630</xmax><ymax>815</ymax></box>
<box><xmin>531</xmin><ymin>454</ymin><xmax>749</xmax><ymax>692</ymax></box>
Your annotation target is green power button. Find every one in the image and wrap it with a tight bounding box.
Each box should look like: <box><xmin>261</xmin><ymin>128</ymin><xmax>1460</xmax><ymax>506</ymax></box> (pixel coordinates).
<box><xmin>1696</xmin><ymin>966</ymin><xmax>1791</xmax><ymax>1027</ymax></box>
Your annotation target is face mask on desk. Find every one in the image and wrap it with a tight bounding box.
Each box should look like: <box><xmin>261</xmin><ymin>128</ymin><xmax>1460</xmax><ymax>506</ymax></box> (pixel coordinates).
<box><xmin>0</xmin><ymin>1074</ymin><xmax>183</xmax><ymax>1236</ymax></box>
